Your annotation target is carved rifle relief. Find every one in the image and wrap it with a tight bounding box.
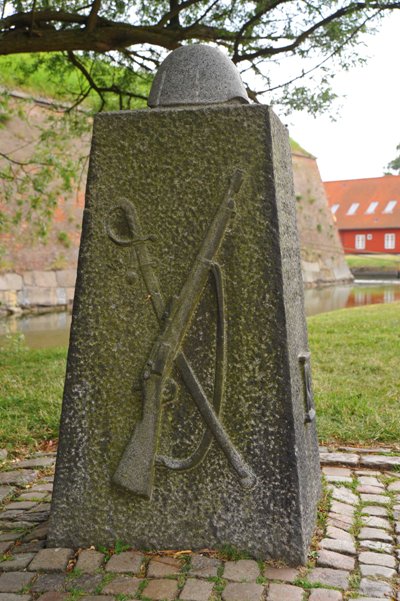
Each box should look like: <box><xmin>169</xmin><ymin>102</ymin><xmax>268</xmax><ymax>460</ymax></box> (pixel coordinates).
<box><xmin>106</xmin><ymin>170</ymin><xmax>256</xmax><ymax>499</ymax></box>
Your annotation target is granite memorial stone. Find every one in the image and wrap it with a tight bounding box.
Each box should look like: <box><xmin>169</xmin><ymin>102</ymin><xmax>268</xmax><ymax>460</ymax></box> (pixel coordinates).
<box><xmin>48</xmin><ymin>45</ymin><xmax>321</xmax><ymax>563</ymax></box>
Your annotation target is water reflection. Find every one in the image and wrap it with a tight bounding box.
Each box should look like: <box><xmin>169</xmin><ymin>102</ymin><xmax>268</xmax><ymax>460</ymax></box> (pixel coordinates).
<box><xmin>304</xmin><ymin>281</ymin><xmax>400</xmax><ymax>317</ymax></box>
<box><xmin>0</xmin><ymin>311</ymin><xmax>72</xmax><ymax>349</ymax></box>
<box><xmin>1</xmin><ymin>282</ymin><xmax>400</xmax><ymax>349</ymax></box>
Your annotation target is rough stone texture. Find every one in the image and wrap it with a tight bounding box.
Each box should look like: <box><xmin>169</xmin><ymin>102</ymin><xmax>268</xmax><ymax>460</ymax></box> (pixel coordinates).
<box><xmin>326</xmin><ymin>526</ymin><xmax>353</xmax><ymax>542</ymax></box>
<box><xmin>48</xmin><ymin>102</ymin><xmax>321</xmax><ymax>562</ymax></box>
<box><xmin>13</xmin><ymin>540</ymin><xmax>46</xmax><ymax>554</ymax></box>
<box><xmin>329</xmin><ymin>487</ymin><xmax>357</xmax><ymax>505</ymax></box>
<box><xmin>327</xmin><ymin>515</ymin><xmax>352</xmax><ymax>531</ymax></box>
<box><xmin>330</xmin><ymin>501</ymin><xmax>354</xmax><ymax>517</ymax></box>
<box><xmin>362</xmin><ymin>516</ymin><xmax>391</xmax><ymax>530</ymax></box>
<box><xmin>23</xmin><ymin>522</ymin><xmax>49</xmax><ymax>542</ymax></box>
<box><xmin>36</xmin><ymin>594</ymin><xmax>69</xmax><ymax>601</ymax></box>
<box><xmin>0</xmin><ymin>595</ymin><xmax>31</xmax><ymax>601</ymax></box>
<box><xmin>319</xmin><ymin>453</ymin><xmax>359</xmax><ymax>466</ymax></box>
<box><xmin>29</xmin><ymin>548</ymin><xmax>74</xmax><ymax>572</ymax></box>
<box><xmin>0</xmin><ymin>533</ymin><xmax>20</xmax><ymax>542</ymax></box>
<box><xmin>189</xmin><ymin>554</ymin><xmax>220</xmax><ymax>577</ymax></box>
<box><xmin>22</xmin><ymin>270</ymin><xmax>57</xmax><ymax>288</ymax></box>
<box><xmin>31</xmin><ymin>573</ymin><xmax>66</xmax><ymax>592</ymax></box>
<box><xmin>101</xmin><ymin>575</ymin><xmax>142</xmax><ymax>595</ymax></box>
<box><xmin>0</xmin><ymin>273</ymin><xmax>22</xmax><ymax>291</ymax></box>
<box><xmin>56</xmin><ymin>270</ymin><xmax>77</xmax><ymax>287</ymax></box>
<box><xmin>360</xmin><ymin>455</ymin><xmax>400</xmax><ymax>468</ymax></box>
<box><xmin>6</xmin><ymin>501</ymin><xmax>37</xmax><ymax>510</ymax></box>
<box><xmin>267</xmin><ymin>582</ymin><xmax>304</xmax><ymax>600</ymax></box>
<box><xmin>0</xmin><ymin>487</ymin><xmax>12</xmax><ymax>503</ymax></box>
<box><xmin>180</xmin><ymin>578</ymin><xmax>215</xmax><ymax>601</ymax></box>
<box><xmin>359</xmin><ymin>564</ymin><xmax>396</xmax><ymax>579</ymax></box>
<box><xmin>148</xmin><ymin>45</ymin><xmax>249</xmax><ymax>108</ymax></box>
<box><xmin>0</xmin><ymin>470</ymin><xmax>37</xmax><ymax>486</ymax></box>
<box><xmin>223</xmin><ymin>559</ymin><xmax>260</xmax><ymax>582</ymax></box>
<box><xmin>75</xmin><ymin>549</ymin><xmax>104</xmax><ymax>573</ymax></box>
<box><xmin>358</xmin><ymin>476</ymin><xmax>383</xmax><ymax>487</ymax></box>
<box><xmin>362</xmin><ymin>506</ymin><xmax>388</xmax><ymax>517</ymax></box>
<box><xmin>222</xmin><ymin>582</ymin><xmax>264</xmax><ymax>601</ymax></box>
<box><xmin>0</xmin><ymin>570</ymin><xmax>35</xmax><ymax>591</ymax></box>
<box><xmin>322</xmin><ymin>467</ymin><xmax>351</xmax><ymax>477</ymax></box>
<box><xmin>147</xmin><ymin>555</ymin><xmax>181</xmax><ymax>577</ymax></box>
<box><xmin>65</xmin><ymin>573</ymin><xmax>103</xmax><ymax>593</ymax></box>
<box><xmin>0</xmin><ymin>553</ymin><xmax>35</xmax><ymax>571</ymax></box>
<box><xmin>0</xmin><ymin>542</ymin><xmax>12</xmax><ymax>554</ymax></box>
<box><xmin>19</xmin><ymin>492</ymin><xmax>48</xmax><ymax>501</ymax></box>
<box><xmin>142</xmin><ymin>578</ymin><xmax>179</xmax><ymax>600</ymax></box>
<box><xmin>359</xmin><ymin>528</ymin><xmax>392</xmax><ymax>542</ymax></box>
<box><xmin>388</xmin><ymin>480</ymin><xmax>400</xmax><ymax>492</ymax></box>
<box><xmin>264</xmin><ymin>566</ymin><xmax>299</xmax><ymax>582</ymax></box>
<box><xmin>319</xmin><ymin>538</ymin><xmax>356</xmax><ymax>555</ymax></box>
<box><xmin>358</xmin><ymin>551</ymin><xmax>395</xmax><ymax>567</ymax></box>
<box><xmin>360</xmin><ymin>494</ymin><xmax>390</xmax><ymax>505</ymax></box>
<box><xmin>359</xmin><ymin>577</ymin><xmax>393</xmax><ymax>598</ymax></box>
<box><xmin>308</xmin><ymin>568</ymin><xmax>349</xmax><ymax>589</ymax></box>
<box><xmin>357</xmin><ymin>485</ymin><xmax>385</xmax><ymax>495</ymax></box>
<box><xmin>31</xmin><ymin>484</ymin><xmax>53</xmax><ymax>493</ymax></box>
<box><xmin>14</xmin><ymin>457</ymin><xmax>55</xmax><ymax>469</ymax></box>
<box><xmin>105</xmin><ymin>550</ymin><xmax>143</xmax><ymax>574</ymax></box>
<box><xmin>317</xmin><ymin>549</ymin><xmax>355</xmax><ymax>571</ymax></box>
<box><xmin>359</xmin><ymin>540</ymin><xmax>393</xmax><ymax>553</ymax></box>
<box><xmin>325</xmin><ymin>475</ymin><xmax>352</xmax><ymax>484</ymax></box>
<box><xmin>0</xmin><ymin>450</ymin><xmax>7</xmax><ymax>461</ymax></box>
<box><xmin>308</xmin><ymin>591</ymin><xmax>342</xmax><ymax>601</ymax></box>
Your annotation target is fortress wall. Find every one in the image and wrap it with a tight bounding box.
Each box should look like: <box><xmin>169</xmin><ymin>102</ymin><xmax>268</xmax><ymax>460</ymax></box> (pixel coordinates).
<box><xmin>0</xmin><ymin>95</ymin><xmax>352</xmax><ymax>314</ymax></box>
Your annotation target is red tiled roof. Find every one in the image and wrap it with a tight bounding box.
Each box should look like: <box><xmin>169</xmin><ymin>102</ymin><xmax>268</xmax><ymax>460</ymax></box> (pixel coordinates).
<box><xmin>324</xmin><ymin>175</ymin><xmax>400</xmax><ymax>230</ymax></box>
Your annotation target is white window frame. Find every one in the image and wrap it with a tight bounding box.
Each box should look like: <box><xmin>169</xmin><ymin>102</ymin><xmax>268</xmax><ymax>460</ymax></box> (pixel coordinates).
<box><xmin>347</xmin><ymin>203</ymin><xmax>359</xmax><ymax>215</ymax></box>
<box><xmin>383</xmin><ymin>200</ymin><xmax>397</xmax><ymax>214</ymax></box>
<box><xmin>384</xmin><ymin>233</ymin><xmax>396</xmax><ymax>249</ymax></box>
<box><xmin>366</xmin><ymin>201</ymin><xmax>379</xmax><ymax>214</ymax></box>
<box><xmin>331</xmin><ymin>204</ymin><xmax>339</xmax><ymax>214</ymax></box>
<box><xmin>355</xmin><ymin>234</ymin><xmax>366</xmax><ymax>250</ymax></box>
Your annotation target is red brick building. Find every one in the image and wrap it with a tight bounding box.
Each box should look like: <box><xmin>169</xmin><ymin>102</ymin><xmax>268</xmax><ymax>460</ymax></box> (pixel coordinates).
<box><xmin>324</xmin><ymin>175</ymin><xmax>400</xmax><ymax>254</ymax></box>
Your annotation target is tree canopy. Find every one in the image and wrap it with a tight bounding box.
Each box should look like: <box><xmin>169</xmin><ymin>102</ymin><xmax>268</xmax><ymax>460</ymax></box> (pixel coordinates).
<box><xmin>386</xmin><ymin>144</ymin><xmax>400</xmax><ymax>174</ymax></box>
<box><xmin>1</xmin><ymin>1</ymin><xmax>400</xmax><ymax>114</ymax></box>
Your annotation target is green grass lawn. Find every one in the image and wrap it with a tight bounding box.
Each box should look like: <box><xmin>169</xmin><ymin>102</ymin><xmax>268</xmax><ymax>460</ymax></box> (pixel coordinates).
<box><xmin>0</xmin><ymin>336</ymin><xmax>66</xmax><ymax>452</ymax></box>
<box><xmin>346</xmin><ymin>253</ymin><xmax>400</xmax><ymax>271</ymax></box>
<box><xmin>1</xmin><ymin>302</ymin><xmax>399</xmax><ymax>453</ymax></box>
<box><xmin>308</xmin><ymin>302</ymin><xmax>400</xmax><ymax>445</ymax></box>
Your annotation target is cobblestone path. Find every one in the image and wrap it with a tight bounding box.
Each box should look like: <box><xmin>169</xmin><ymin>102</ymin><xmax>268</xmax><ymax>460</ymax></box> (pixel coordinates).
<box><xmin>1</xmin><ymin>447</ymin><xmax>400</xmax><ymax>600</ymax></box>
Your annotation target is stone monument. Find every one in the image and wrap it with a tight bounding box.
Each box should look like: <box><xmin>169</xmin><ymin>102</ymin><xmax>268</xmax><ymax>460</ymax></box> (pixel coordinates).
<box><xmin>48</xmin><ymin>45</ymin><xmax>321</xmax><ymax>564</ymax></box>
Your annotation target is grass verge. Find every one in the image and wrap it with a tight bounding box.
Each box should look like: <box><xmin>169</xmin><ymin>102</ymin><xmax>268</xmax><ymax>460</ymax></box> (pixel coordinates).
<box><xmin>0</xmin><ymin>335</ymin><xmax>66</xmax><ymax>452</ymax></box>
<box><xmin>346</xmin><ymin>253</ymin><xmax>400</xmax><ymax>271</ymax></box>
<box><xmin>0</xmin><ymin>302</ymin><xmax>399</xmax><ymax>452</ymax></box>
<box><xmin>308</xmin><ymin>302</ymin><xmax>400</xmax><ymax>444</ymax></box>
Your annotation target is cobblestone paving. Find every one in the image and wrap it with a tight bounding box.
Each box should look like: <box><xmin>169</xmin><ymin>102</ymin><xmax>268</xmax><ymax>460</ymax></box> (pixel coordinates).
<box><xmin>1</xmin><ymin>447</ymin><xmax>400</xmax><ymax>600</ymax></box>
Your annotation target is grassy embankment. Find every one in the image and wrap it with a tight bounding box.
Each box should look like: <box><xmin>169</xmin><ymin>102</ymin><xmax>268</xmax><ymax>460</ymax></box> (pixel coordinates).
<box><xmin>346</xmin><ymin>253</ymin><xmax>400</xmax><ymax>272</ymax></box>
<box><xmin>0</xmin><ymin>53</ymin><xmax>150</xmax><ymax>111</ymax></box>
<box><xmin>1</xmin><ymin>303</ymin><xmax>399</xmax><ymax>454</ymax></box>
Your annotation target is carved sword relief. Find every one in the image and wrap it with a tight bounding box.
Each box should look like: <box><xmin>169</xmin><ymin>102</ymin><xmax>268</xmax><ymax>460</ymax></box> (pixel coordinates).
<box><xmin>106</xmin><ymin>170</ymin><xmax>256</xmax><ymax>499</ymax></box>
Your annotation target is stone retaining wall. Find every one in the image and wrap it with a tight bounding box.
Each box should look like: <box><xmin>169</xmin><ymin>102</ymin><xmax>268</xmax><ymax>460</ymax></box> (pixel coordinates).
<box><xmin>0</xmin><ymin>260</ymin><xmax>350</xmax><ymax>316</ymax></box>
<box><xmin>0</xmin><ymin>270</ymin><xmax>76</xmax><ymax>316</ymax></box>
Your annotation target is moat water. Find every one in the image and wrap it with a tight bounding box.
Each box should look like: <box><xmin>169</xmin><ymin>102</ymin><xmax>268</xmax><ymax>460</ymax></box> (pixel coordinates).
<box><xmin>1</xmin><ymin>281</ymin><xmax>400</xmax><ymax>349</ymax></box>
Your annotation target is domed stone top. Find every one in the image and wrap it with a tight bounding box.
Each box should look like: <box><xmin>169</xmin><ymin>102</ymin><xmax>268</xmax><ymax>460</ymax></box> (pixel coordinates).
<box><xmin>148</xmin><ymin>45</ymin><xmax>250</xmax><ymax>108</ymax></box>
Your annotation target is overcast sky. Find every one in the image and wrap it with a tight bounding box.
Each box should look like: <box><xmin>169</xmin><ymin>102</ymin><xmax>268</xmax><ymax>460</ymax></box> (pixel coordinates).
<box><xmin>282</xmin><ymin>11</ymin><xmax>400</xmax><ymax>183</ymax></box>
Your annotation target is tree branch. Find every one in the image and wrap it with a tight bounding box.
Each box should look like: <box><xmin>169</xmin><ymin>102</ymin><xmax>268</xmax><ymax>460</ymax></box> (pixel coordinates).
<box><xmin>235</xmin><ymin>2</ymin><xmax>400</xmax><ymax>62</ymax></box>
<box><xmin>157</xmin><ymin>0</ymin><xmax>204</xmax><ymax>27</ymax></box>
<box><xmin>86</xmin><ymin>0</ymin><xmax>101</xmax><ymax>33</ymax></box>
